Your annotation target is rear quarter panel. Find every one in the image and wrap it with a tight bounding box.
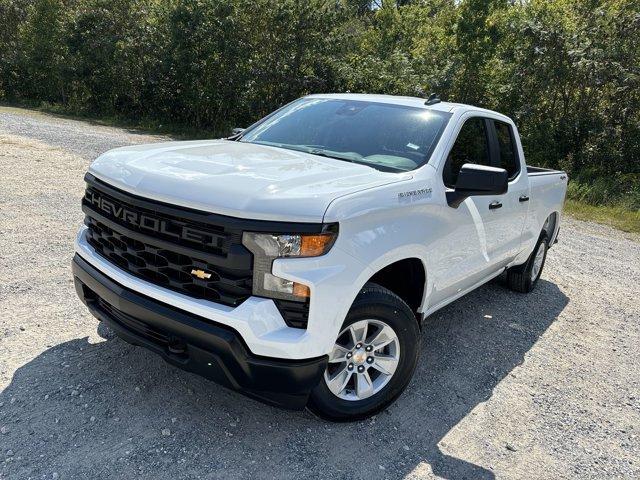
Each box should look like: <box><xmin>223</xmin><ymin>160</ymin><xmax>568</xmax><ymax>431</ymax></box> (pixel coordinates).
<box><xmin>516</xmin><ymin>172</ymin><xmax>568</xmax><ymax>264</ymax></box>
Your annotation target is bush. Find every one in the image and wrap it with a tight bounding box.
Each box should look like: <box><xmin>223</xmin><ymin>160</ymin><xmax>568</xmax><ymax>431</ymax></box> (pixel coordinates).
<box><xmin>567</xmin><ymin>172</ymin><xmax>640</xmax><ymax>210</ymax></box>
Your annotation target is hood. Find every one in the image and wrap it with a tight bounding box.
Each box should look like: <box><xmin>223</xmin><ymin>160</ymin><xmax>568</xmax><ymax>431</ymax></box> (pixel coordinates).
<box><xmin>88</xmin><ymin>139</ymin><xmax>409</xmax><ymax>223</ymax></box>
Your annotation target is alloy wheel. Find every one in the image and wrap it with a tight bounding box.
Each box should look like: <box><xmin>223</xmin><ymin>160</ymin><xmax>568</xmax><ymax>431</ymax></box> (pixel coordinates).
<box><xmin>324</xmin><ymin>319</ymin><xmax>400</xmax><ymax>401</ymax></box>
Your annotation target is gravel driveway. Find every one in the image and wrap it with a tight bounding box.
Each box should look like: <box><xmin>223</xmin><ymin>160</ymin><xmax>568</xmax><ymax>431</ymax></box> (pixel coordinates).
<box><xmin>1</xmin><ymin>107</ymin><xmax>639</xmax><ymax>479</ymax></box>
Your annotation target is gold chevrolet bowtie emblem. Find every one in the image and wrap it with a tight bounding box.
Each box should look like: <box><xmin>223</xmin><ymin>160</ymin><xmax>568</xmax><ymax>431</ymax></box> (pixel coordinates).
<box><xmin>190</xmin><ymin>269</ymin><xmax>212</xmax><ymax>280</ymax></box>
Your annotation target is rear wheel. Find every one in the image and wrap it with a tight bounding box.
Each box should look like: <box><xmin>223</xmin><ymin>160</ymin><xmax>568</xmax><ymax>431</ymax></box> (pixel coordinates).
<box><xmin>308</xmin><ymin>283</ymin><xmax>420</xmax><ymax>421</ymax></box>
<box><xmin>506</xmin><ymin>234</ymin><xmax>548</xmax><ymax>293</ymax></box>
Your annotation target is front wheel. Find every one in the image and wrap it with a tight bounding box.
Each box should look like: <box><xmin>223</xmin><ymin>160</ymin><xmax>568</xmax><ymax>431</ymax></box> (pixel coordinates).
<box><xmin>308</xmin><ymin>283</ymin><xmax>420</xmax><ymax>421</ymax></box>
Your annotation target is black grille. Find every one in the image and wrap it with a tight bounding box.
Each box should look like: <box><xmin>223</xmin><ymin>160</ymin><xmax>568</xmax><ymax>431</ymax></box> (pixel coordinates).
<box><xmin>82</xmin><ymin>175</ymin><xmax>316</xmax><ymax>328</ymax></box>
<box><xmin>83</xmin><ymin>181</ymin><xmax>253</xmax><ymax>307</ymax></box>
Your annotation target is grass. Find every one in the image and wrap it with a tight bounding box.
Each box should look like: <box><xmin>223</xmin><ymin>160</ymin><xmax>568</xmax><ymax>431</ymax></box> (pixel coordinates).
<box><xmin>564</xmin><ymin>199</ymin><xmax>640</xmax><ymax>234</ymax></box>
<box><xmin>565</xmin><ymin>174</ymin><xmax>640</xmax><ymax>234</ymax></box>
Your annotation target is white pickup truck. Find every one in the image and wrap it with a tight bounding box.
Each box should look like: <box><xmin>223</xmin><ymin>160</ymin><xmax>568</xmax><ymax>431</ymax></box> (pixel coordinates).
<box><xmin>72</xmin><ymin>93</ymin><xmax>567</xmax><ymax>420</ymax></box>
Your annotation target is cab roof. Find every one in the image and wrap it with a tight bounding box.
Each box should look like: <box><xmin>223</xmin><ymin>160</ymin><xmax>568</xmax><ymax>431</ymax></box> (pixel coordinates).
<box><xmin>306</xmin><ymin>93</ymin><xmax>512</xmax><ymax>122</ymax></box>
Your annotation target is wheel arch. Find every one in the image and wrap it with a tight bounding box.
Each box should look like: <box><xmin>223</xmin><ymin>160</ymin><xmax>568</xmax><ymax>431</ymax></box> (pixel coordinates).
<box><xmin>362</xmin><ymin>256</ymin><xmax>428</xmax><ymax>324</ymax></box>
<box><xmin>543</xmin><ymin>211</ymin><xmax>560</xmax><ymax>246</ymax></box>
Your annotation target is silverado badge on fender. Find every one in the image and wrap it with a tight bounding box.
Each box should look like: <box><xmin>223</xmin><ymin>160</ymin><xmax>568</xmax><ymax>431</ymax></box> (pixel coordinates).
<box><xmin>190</xmin><ymin>269</ymin><xmax>212</xmax><ymax>280</ymax></box>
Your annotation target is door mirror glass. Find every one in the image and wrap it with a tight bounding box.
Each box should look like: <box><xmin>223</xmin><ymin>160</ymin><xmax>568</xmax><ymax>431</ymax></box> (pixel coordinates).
<box><xmin>446</xmin><ymin>163</ymin><xmax>508</xmax><ymax>208</ymax></box>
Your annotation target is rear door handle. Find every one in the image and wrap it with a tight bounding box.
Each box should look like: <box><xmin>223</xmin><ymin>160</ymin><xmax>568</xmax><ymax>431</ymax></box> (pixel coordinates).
<box><xmin>489</xmin><ymin>201</ymin><xmax>502</xmax><ymax>210</ymax></box>
<box><xmin>519</xmin><ymin>195</ymin><xmax>530</xmax><ymax>202</ymax></box>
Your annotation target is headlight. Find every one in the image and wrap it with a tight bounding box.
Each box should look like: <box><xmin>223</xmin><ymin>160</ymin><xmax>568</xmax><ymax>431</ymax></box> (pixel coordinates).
<box><xmin>242</xmin><ymin>226</ymin><xmax>338</xmax><ymax>301</ymax></box>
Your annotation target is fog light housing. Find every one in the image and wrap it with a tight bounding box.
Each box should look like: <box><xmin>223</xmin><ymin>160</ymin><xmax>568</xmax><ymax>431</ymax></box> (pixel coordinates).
<box><xmin>263</xmin><ymin>273</ymin><xmax>310</xmax><ymax>298</ymax></box>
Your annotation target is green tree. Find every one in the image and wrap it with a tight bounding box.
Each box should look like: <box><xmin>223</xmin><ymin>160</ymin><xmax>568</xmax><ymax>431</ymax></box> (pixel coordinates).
<box><xmin>14</xmin><ymin>0</ymin><xmax>67</xmax><ymax>101</ymax></box>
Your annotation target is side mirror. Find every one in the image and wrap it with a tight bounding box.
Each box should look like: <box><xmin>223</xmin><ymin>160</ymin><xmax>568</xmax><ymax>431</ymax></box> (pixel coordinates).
<box><xmin>230</xmin><ymin>127</ymin><xmax>245</xmax><ymax>137</ymax></box>
<box><xmin>446</xmin><ymin>163</ymin><xmax>508</xmax><ymax>208</ymax></box>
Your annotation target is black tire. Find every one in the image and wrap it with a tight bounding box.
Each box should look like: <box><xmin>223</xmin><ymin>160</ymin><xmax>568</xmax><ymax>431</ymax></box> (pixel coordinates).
<box><xmin>506</xmin><ymin>233</ymin><xmax>549</xmax><ymax>293</ymax></box>
<box><xmin>308</xmin><ymin>282</ymin><xmax>420</xmax><ymax>421</ymax></box>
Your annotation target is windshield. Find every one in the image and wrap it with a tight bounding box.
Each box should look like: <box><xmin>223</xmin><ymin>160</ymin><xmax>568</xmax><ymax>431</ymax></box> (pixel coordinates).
<box><xmin>239</xmin><ymin>98</ymin><xmax>451</xmax><ymax>172</ymax></box>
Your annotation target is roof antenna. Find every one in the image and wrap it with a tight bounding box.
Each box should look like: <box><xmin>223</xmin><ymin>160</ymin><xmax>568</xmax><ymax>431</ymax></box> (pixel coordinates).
<box><xmin>425</xmin><ymin>93</ymin><xmax>441</xmax><ymax>106</ymax></box>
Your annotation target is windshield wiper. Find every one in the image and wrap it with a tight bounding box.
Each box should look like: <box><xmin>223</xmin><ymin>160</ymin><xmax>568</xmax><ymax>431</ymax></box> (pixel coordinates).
<box><xmin>246</xmin><ymin>141</ymin><xmax>404</xmax><ymax>172</ymax></box>
<box><xmin>306</xmin><ymin>148</ymin><xmax>363</xmax><ymax>164</ymax></box>
<box><xmin>307</xmin><ymin>149</ymin><xmax>407</xmax><ymax>172</ymax></box>
<box><xmin>250</xmin><ymin>142</ymin><xmax>366</xmax><ymax>165</ymax></box>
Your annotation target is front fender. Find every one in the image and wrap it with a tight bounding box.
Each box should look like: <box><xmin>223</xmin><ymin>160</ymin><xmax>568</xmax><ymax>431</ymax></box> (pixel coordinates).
<box><xmin>272</xmin><ymin>246</ymin><xmax>375</xmax><ymax>356</ymax></box>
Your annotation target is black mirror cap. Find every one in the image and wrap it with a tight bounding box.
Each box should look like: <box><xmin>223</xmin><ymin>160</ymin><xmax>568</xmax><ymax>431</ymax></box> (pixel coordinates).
<box><xmin>447</xmin><ymin>163</ymin><xmax>508</xmax><ymax>208</ymax></box>
<box><xmin>457</xmin><ymin>163</ymin><xmax>508</xmax><ymax>193</ymax></box>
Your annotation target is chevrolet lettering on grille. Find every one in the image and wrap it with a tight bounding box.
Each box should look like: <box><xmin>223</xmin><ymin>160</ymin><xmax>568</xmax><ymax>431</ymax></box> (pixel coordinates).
<box><xmin>85</xmin><ymin>188</ymin><xmax>221</xmax><ymax>248</ymax></box>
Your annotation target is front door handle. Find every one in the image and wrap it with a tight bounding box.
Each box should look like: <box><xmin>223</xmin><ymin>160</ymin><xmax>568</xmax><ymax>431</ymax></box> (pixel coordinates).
<box><xmin>489</xmin><ymin>201</ymin><xmax>502</xmax><ymax>210</ymax></box>
<box><xmin>519</xmin><ymin>195</ymin><xmax>530</xmax><ymax>202</ymax></box>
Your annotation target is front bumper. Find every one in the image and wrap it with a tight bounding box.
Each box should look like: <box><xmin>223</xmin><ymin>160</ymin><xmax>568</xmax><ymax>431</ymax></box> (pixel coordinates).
<box><xmin>72</xmin><ymin>254</ymin><xmax>327</xmax><ymax>410</ymax></box>
<box><xmin>75</xmin><ymin>225</ymin><xmax>371</xmax><ymax>359</ymax></box>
